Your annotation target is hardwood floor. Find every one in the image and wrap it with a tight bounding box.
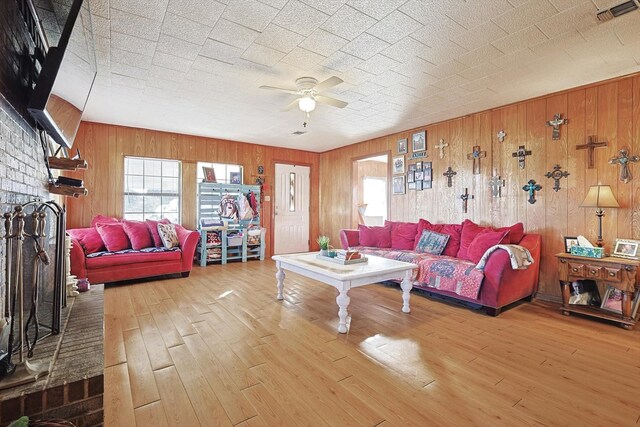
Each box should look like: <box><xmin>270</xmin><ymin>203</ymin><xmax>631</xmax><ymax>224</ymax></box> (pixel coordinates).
<box><xmin>104</xmin><ymin>261</ymin><xmax>640</xmax><ymax>426</ymax></box>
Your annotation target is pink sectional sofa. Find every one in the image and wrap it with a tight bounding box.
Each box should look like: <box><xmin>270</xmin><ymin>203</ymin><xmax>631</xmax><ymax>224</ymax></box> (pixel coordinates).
<box><xmin>340</xmin><ymin>219</ymin><xmax>541</xmax><ymax>315</ymax></box>
<box><xmin>68</xmin><ymin>215</ymin><xmax>199</xmax><ymax>284</ymax></box>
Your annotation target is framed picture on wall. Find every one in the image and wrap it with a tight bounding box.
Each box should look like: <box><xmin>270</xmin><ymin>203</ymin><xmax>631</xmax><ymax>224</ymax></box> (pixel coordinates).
<box><xmin>407</xmin><ymin>170</ymin><xmax>415</xmax><ymax>183</ymax></box>
<box><xmin>423</xmin><ymin>180</ymin><xmax>432</xmax><ymax>189</ymax></box>
<box><xmin>202</xmin><ymin>166</ymin><xmax>216</xmax><ymax>183</ymax></box>
<box><xmin>408</xmin><ymin>163</ymin><xmax>417</xmax><ymax>172</ymax></box>
<box><xmin>415</xmin><ymin>161</ymin><xmax>423</xmax><ymax>171</ymax></box>
<box><xmin>393</xmin><ymin>155</ymin><xmax>405</xmax><ymax>174</ymax></box>
<box><xmin>392</xmin><ymin>176</ymin><xmax>405</xmax><ymax>195</ymax></box>
<box><xmin>408</xmin><ymin>181</ymin><xmax>417</xmax><ymax>190</ymax></box>
<box><xmin>397</xmin><ymin>138</ymin><xmax>408</xmax><ymax>154</ymax></box>
<box><xmin>414</xmin><ymin>170</ymin><xmax>424</xmax><ymax>181</ymax></box>
<box><xmin>412</xmin><ymin>130</ymin><xmax>426</xmax><ymax>152</ymax></box>
<box><xmin>416</xmin><ymin>180</ymin><xmax>423</xmax><ymax>191</ymax></box>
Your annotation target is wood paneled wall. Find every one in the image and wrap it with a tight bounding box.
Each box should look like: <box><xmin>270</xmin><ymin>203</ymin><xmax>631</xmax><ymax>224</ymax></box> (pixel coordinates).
<box><xmin>319</xmin><ymin>73</ymin><xmax>640</xmax><ymax>300</ymax></box>
<box><xmin>67</xmin><ymin>122</ymin><xmax>321</xmax><ymax>258</ymax></box>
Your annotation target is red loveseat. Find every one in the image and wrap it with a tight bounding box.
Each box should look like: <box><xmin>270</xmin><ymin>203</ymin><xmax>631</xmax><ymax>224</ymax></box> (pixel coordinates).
<box><xmin>340</xmin><ymin>219</ymin><xmax>541</xmax><ymax>315</ymax></box>
<box><xmin>68</xmin><ymin>216</ymin><xmax>199</xmax><ymax>284</ymax></box>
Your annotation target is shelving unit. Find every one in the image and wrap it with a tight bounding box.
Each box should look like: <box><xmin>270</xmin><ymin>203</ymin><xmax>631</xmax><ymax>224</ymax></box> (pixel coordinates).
<box><xmin>196</xmin><ymin>182</ymin><xmax>264</xmax><ymax>265</ymax></box>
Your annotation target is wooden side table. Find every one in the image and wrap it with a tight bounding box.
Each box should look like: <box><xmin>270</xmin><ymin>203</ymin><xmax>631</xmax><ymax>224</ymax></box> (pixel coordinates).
<box><xmin>557</xmin><ymin>253</ymin><xmax>640</xmax><ymax>329</ymax></box>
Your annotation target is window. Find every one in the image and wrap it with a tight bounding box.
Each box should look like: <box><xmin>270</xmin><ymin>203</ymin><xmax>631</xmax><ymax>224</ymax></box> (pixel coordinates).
<box><xmin>363</xmin><ymin>177</ymin><xmax>387</xmax><ymax>220</ymax></box>
<box><xmin>124</xmin><ymin>157</ymin><xmax>181</xmax><ymax>223</ymax></box>
<box><xmin>196</xmin><ymin>162</ymin><xmax>243</xmax><ymax>184</ymax></box>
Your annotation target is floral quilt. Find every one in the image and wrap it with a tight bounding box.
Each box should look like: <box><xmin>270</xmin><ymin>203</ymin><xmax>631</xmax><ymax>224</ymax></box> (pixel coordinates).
<box><xmin>86</xmin><ymin>246</ymin><xmax>180</xmax><ymax>258</ymax></box>
<box><xmin>352</xmin><ymin>246</ymin><xmax>485</xmax><ymax>300</ymax></box>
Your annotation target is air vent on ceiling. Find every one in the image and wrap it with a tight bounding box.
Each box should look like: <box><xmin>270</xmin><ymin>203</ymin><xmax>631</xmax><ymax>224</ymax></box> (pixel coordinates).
<box><xmin>292</xmin><ymin>130</ymin><xmax>306</xmax><ymax>135</ymax></box>
<box><xmin>596</xmin><ymin>0</ymin><xmax>640</xmax><ymax>22</ymax></box>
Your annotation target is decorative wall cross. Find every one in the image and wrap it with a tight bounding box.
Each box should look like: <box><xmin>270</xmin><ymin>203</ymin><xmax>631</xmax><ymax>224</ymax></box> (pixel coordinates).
<box><xmin>434</xmin><ymin>138</ymin><xmax>448</xmax><ymax>159</ymax></box>
<box><xmin>497</xmin><ymin>130</ymin><xmax>506</xmax><ymax>143</ymax></box>
<box><xmin>522</xmin><ymin>180</ymin><xmax>542</xmax><ymax>204</ymax></box>
<box><xmin>488</xmin><ymin>175</ymin><xmax>505</xmax><ymax>198</ymax></box>
<box><xmin>545</xmin><ymin>165</ymin><xmax>570</xmax><ymax>192</ymax></box>
<box><xmin>576</xmin><ymin>136</ymin><xmax>607</xmax><ymax>169</ymax></box>
<box><xmin>443</xmin><ymin>166</ymin><xmax>457</xmax><ymax>188</ymax></box>
<box><xmin>511</xmin><ymin>145</ymin><xmax>532</xmax><ymax>169</ymax></box>
<box><xmin>460</xmin><ymin>188</ymin><xmax>474</xmax><ymax>213</ymax></box>
<box><xmin>546</xmin><ymin>113</ymin><xmax>568</xmax><ymax>140</ymax></box>
<box><xmin>466</xmin><ymin>145</ymin><xmax>486</xmax><ymax>175</ymax></box>
<box><xmin>609</xmin><ymin>149</ymin><xmax>640</xmax><ymax>183</ymax></box>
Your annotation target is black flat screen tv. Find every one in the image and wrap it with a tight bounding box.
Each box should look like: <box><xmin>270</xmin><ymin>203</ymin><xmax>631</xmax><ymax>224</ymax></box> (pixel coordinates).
<box><xmin>28</xmin><ymin>0</ymin><xmax>96</xmax><ymax>148</ymax></box>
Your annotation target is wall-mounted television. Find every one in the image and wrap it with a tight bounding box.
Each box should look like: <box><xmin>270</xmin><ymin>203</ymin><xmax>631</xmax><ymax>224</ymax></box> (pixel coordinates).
<box><xmin>28</xmin><ymin>0</ymin><xmax>96</xmax><ymax>148</ymax></box>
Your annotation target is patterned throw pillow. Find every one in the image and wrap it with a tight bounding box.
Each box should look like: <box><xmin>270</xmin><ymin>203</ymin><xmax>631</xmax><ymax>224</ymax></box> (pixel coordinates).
<box><xmin>157</xmin><ymin>223</ymin><xmax>179</xmax><ymax>249</ymax></box>
<box><xmin>415</xmin><ymin>230</ymin><xmax>450</xmax><ymax>255</ymax></box>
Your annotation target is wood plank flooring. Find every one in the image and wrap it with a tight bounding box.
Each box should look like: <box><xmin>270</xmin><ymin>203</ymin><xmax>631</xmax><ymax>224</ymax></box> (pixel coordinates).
<box><xmin>104</xmin><ymin>261</ymin><xmax>640</xmax><ymax>426</ymax></box>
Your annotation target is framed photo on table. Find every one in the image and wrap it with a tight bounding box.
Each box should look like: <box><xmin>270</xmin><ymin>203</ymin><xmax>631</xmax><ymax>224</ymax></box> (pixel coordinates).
<box><xmin>230</xmin><ymin>172</ymin><xmax>241</xmax><ymax>184</ymax></box>
<box><xmin>612</xmin><ymin>239</ymin><xmax>640</xmax><ymax>259</ymax></box>
<box><xmin>202</xmin><ymin>166</ymin><xmax>216</xmax><ymax>182</ymax></box>
<box><xmin>412</xmin><ymin>130</ymin><xmax>426</xmax><ymax>152</ymax></box>
<box><xmin>564</xmin><ymin>236</ymin><xmax>579</xmax><ymax>253</ymax></box>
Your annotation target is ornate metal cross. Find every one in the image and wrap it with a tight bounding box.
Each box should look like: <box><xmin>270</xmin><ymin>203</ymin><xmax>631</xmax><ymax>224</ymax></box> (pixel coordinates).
<box><xmin>546</xmin><ymin>113</ymin><xmax>568</xmax><ymax>140</ymax></box>
<box><xmin>511</xmin><ymin>145</ymin><xmax>532</xmax><ymax>169</ymax></box>
<box><xmin>488</xmin><ymin>175</ymin><xmax>505</xmax><ymax>198</ymax></box>
<box><xmin>466</xmin><ymin>145</ymin><xmax>486</xmax><ymax>175</ymax></box>
<box><xmin>545</xmin><ymin>164</ymin><xmax>570</xmax><ymax>192</ymax></box>
<box><xmin>434</xmin><ymin>138</ymin><xmax>448</xmax><ymax>159</ymax></box>
<box><xmin>443</xmin><ymin>166</ymin><xmax>457</xmax><ymax>188</ymax></box>
<box><xmin>609</xmin><ymin>149</ymin><xmax>640</xmax><ymax>183</ymax></box>
<box><xmin>497</xmin><ymin>130</ymin><xmax>506</xmax><ymax>143</ymax></box>
<box><xmin>576</xmin><ymin>136</ymin><xmax>607</xmax><ymax>169</ymax></box>
<box><xmin>460</xmin><ymin>188</ymin><xmax>474</xmax><ymax>213</ymax></box>
<box><xmin>522</xmin><ymin>180</ymin><xmax>542</xmax><ymax>204</ymax></box>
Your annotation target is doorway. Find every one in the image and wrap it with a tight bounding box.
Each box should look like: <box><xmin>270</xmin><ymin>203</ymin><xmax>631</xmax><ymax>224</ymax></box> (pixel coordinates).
<box><xmin>273</xmin><ymin>163</ymin><xmax>310</xmax><ymax>254</ymax></box>
<box><xmin>352</xmin><ymin>154</ymin><xmax>389</xmax><ymax>227</ymax></box>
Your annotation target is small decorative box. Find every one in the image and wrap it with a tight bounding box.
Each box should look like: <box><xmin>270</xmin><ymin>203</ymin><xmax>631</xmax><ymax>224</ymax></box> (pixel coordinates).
<box><xmin>571</xmin><ymin>246</ymin><xmax>605</xmax><ymax>258</ymax></box>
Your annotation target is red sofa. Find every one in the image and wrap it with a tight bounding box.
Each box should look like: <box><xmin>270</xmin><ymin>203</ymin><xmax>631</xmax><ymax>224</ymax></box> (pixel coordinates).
<box><xmin>68</xmin><ymin>219</ymin><xmax>199</xmax><ymax>284</ymax></box>
<box><xmin>340</xmin><ymin>219</ymin><xmax>541</xmax><ymax>315</ymax></box>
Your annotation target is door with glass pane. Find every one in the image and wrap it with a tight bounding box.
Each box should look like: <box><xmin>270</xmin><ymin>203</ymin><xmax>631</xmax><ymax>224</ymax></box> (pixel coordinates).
<box><xmin>274</xmin><ymin>164</ymin><xmax>310</xmax><ymax>254</ymax></box>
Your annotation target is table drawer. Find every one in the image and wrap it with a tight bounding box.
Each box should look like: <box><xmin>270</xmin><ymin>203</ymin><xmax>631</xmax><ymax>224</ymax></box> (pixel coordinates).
<box><xmin>568</xmin><ymin>262</ymin><xmax>586</xmax><ymax>277</ymax></box>
<box><xmin>604</xmin><ymin>267</ymin><xmax>622</xmax><ymax>282</ymax></box>
<box><xmin>585</xmin><ymin>265</ymin><xmax>604</xmax><ymax>279</ymax></box>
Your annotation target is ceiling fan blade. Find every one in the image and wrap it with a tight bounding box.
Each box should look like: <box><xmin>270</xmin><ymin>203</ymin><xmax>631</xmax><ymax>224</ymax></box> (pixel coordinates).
<box><xmin>315</xmin><ymin>95</ymin><xmax>348</xmax><ymax>109</ymax></box>
<box><xmin>259</xmin><ymin>85</ymin><xmax>299</xmax><ymax>95</ymax></box>
<box><xmin>313</xmin><ymin>76</ymin><xmax>343</xmax><ymax>93</ymax></box>
<box><xmin>281</xmin><ymin>97</ymin><xmax>300</xmax><ymax>112</ymax></box>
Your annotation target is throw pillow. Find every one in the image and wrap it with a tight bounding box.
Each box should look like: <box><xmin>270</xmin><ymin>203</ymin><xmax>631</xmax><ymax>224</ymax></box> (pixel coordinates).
<box><xmin>91</xmin><ymin>214</ymin><xmax>120</xmax><ymax>228</ymax></box>
<box><xmin>157</xmin><ymin>223</ymin><xmax>179</xmax><ymax>249</ymax></box>
<box><xmin>467</xmin><ymin>230</ymin><xmax>510</xmax><ymax>264</ymax></box>
<box><xmin>385</xmin><ymin>220</ymin><xmax>418</xmax><ymax>250</ymax></box>
<box><xmin>358</xmin><ymin>224</ymin><xmax>391</xmax><ymax>248</ymax></box>
<box><xmin>96</xmin><ymin>223</ymin><xmax>131</xmax><ymax>252</ymax></box>
<box><xmin>494</xmin><ymin>222</ymin><xmax>525</xmax><ymax>244</ymax></box>
<box><xmin>146</xmin><ymin>218</ymin><xmax>171</xmax><ymax>247</ymax></box>
<box><xmin>415</xmin><ymin>219</ymin><xmax>462</xmax><ymax>257</ymax></box>
<box><xmin>122</xmin><ymin>220</ymin><xmax>154</xmax><ymax>250</ymax></box>
<box><xmin>415</xmin><ymin>230</ymin><xmax>450</xmax><ymax>255</ymax></box>
<box><xmin>457</xmin><ymin>219</ymin><xmax>492</xmax><ymax>260</ymax></box>
<box><xmin>67</xmin><ymin>228</ymin><xmax>105</xmax><ymax>255</ymax></box>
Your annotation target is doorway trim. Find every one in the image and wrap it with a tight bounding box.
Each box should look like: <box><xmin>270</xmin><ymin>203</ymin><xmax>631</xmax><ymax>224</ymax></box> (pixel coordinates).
<box><xmin>351</xmin><ymin>151</ymin><xmax>391</xmax><ymax>228</ymax></box>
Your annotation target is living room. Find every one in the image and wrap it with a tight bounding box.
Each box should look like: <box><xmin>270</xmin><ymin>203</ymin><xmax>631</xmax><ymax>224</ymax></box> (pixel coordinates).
<box><xmin>1</xmin><ymin>0</ymin><xmax>640</xmax><ymax>425</ymax></box>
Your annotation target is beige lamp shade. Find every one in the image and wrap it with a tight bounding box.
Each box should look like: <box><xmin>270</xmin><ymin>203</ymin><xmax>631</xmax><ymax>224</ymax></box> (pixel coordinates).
<box><xmin>580</xmin><ymin>185</ymin><xmax>620</xmax><ymax>208</ymax></box>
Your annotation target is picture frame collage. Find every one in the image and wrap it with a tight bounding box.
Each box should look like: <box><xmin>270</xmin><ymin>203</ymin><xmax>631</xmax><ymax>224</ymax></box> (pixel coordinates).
<box><xmin>393</xmin><ymin>130</ymin><xmax>428</xmax><ymax>195</ymax></box>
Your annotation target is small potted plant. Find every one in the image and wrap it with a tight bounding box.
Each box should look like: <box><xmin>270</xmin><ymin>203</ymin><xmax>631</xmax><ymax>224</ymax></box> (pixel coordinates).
<box><xmin>317</xmin><ymin>235</ymin><xmax>330</xmax><ymax>256</ymax></box>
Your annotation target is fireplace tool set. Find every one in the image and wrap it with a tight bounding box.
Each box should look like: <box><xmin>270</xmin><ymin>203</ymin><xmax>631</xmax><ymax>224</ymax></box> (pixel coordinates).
<box><xmin>0</xmin><ymin>201</ymin><xmax>66</xmax><ymax>389</ymax></box>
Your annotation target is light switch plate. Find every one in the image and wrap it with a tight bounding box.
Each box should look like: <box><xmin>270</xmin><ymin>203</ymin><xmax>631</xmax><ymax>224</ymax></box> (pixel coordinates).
<box><xmin>264</xmin><ymin>195</ymin><xmax>271</xmax><ymax>202</ymax></box>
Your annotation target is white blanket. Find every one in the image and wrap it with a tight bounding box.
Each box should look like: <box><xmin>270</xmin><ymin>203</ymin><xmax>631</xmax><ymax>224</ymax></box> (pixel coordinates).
<box><xmin>475</xmin><ymin>244</ymin><xmax>534</xmax><ymax>271</ymax></box>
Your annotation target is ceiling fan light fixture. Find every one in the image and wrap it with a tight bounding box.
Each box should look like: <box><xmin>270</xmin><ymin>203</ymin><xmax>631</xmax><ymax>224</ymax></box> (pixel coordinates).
<box><xmin>298</xmin><ymin>96</ymin><xmax>316</xmax><ymax>112</ymax></box>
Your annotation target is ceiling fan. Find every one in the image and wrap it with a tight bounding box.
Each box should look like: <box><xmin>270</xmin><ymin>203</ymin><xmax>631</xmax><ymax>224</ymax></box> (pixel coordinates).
<box><xmin>259</xmin><ymin>76</ymin><xmax>348</xmax><ymax>127</ymax></box>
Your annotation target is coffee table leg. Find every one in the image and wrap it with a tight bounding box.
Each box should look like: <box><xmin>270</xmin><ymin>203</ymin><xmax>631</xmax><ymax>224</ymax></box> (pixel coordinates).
<box><xmin>336</xmin><ymin>289</ymin><xmax>350</xmax><ymax>334</ymax></box>
<box><xmin>276</xmin><ymin>262</ymin><xmax>285</xmax><ymax>300</ymax></box>
<box><xmin>401</xmin><ymin>270</ymin><xmax>412</xmax><ymax>313</ymax></box>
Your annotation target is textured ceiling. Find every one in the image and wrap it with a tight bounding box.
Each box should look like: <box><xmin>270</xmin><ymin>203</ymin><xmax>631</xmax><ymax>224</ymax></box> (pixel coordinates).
<box><xmin>85</xmin><ymin>0</ymin><xmax>640</xmax><ymax>152</ymax></box>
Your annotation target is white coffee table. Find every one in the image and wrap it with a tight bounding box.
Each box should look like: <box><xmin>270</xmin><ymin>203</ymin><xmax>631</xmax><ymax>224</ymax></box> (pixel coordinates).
<box><xmin>272</xmin><ymin>252</ymin><xmax>417</xmax><ymax>333</ymax></box>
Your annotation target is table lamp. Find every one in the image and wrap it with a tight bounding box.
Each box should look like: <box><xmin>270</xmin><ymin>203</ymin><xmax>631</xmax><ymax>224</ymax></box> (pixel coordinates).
<box><xmin>580</xmin><ymin>185</ymin><xmax>619</xmax><ymax>247</ymax></box>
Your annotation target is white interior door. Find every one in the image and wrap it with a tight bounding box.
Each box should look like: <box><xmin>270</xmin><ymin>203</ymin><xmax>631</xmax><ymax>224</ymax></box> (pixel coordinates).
<box><xmin>274</xmin><ymin>163</ymin><xmax>310</xmax><ymax>254</ymax></box>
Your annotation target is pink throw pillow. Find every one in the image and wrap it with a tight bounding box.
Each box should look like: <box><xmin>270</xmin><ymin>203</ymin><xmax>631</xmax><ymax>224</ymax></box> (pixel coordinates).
<box><xmin>122</xmin><ymin>220</ymin><xmax>154</xmax><ymax>250</ymax></box>
<box><xmin>91</xmin><ymin>214</ymin><xmax>120</xmax><ymax>228</ymax></box>
<box><xmin>457</xmin><ymin>219</ymin><xmax>493</xmax><ymax>260</ymax></box>
<box><xmin>494</xmin><ymin>222</ymin><xmax>524</xmax><ymax>244</ymax></box>
<box><xmin>146</xmin><ymin>219</ymin><xmax>171</xmax><ymax>247</ymax></box>
<box><xmin>386</xmin><ymin>220</ymin><xmax>418</xmax><ymax>250</ymax></box>
<box><xmin>96</xmin><ymin>223</ymin><xmax>131</xmax><ymax>252</ymax></box>
<box><xmin>415</xmin><ymin>219</ymin><xmax>462</xmax><ymax>257</ymax></box>
<box><xmin>67</xmin><ymin>228</ymin><xmax>105</xmax><ymax>255</ymax></box>
<box><xmin>358</xmin><ymin>224</ymin><xmax>391</xmax><ymax>248</ymax></box>
<box><xmin>467</xmin><ymin>230</ymin><xmax>510</xmax><ymax>264</ymax></box>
